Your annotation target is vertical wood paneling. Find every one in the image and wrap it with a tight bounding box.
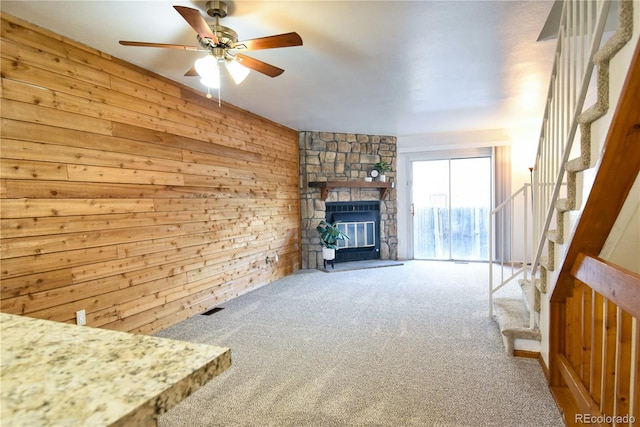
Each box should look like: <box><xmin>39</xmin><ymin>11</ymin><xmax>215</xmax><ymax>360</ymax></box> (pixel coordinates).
<box><xmin>633</xmin><ymin>319</ymin><xmax>639</xmax><ymax>422</ymax></box>
<box><xmin>601</xmin><ymin>301</ymin><xmax>618</xmax><ymax>416</ymax></box>
<box><xmin>581</xmin><ymin>287</ymin><xmax>592</xmax><ymax>390</ymax></box>
<box><xmin>591</xmin><ymin>292</ymin><xmax>605</xmax><ymax>405</ymax></box>
<box><xmin>572</xmin><ymin>284</ymin><xmax>583</xmax><ymax>375</ymax></box>
<box><xmin>614</xmin><ymin>310</ymin><xmax>632</xmax><ymax>420</ymax></box>
<box><xmin>566</xmin><ymin>294</ymin><xmax>575</xmax><ymax>362</ymax></box>
<box><xmin>561</xmin><ymin>278</ymin><xmax>640</xmax><ymax>424</ymax></box>
<box><xmin>0</xmin><ymin>13</ymin><xmax>301</xmax><ymax>334</ymax></box>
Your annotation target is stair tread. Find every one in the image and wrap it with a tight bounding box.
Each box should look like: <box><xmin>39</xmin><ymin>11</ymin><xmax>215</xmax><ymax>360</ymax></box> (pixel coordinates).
<box><xmin>566</xmin><ymin>157</ymin><xmax>589</xmax><ymax>173</ymax></box>
<box><xmin>556</xmin><ymin>198</ymin><xmax>575</xmax><ymax>212</ymax></box>
<box><xmin>518</xmin><ymin>276</ymin><xmax>542</xmax><ymax>289</ymax></box>
<box><xmin>493</xmin><ymin>298</ymin><xmax>541</xmax><ymax>340</ymax></box>
<box><xmin>547</xmin><ymin>229</ymin><xmax>565</xmax><ymax>245</ymax></box>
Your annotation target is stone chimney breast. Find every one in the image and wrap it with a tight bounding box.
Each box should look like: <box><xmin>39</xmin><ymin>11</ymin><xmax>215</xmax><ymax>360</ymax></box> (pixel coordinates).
<box><xmin>299</xmin><ymin>131</ymin><xmax>398</xmax><ymax>269</ymax></box>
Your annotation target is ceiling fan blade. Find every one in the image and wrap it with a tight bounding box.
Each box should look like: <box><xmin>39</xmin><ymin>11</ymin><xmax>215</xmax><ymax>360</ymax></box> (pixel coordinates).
<box><xmin>119</xmin><ymin>41</ymin><xmax>201</xmax><ymax>51</ymax></box>
<box><xmin>234</xmin><ymin>32</ymin><xmax>303</xmax><ymax>51</ymax></box>
<box><xmin>236</xmin><ymin>54</ymin><xmax>284</xmax><ymax>78</ymax></box>
<box><xmin>184</xmin><ymin>66</ymin><xmax>198</xmax><ymax>77</ymax></box>
<box><xmin>173</xmin><ymin>6</ymin><xmax>218</xmax><ymax>44</ymax></box>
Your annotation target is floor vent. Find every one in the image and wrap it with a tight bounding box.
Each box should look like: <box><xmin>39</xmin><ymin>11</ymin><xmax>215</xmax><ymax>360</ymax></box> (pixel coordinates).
<box><xmin>201</xmin><ymin>307</ymin><xmax>224</xmax><ymax>316</ymax></box>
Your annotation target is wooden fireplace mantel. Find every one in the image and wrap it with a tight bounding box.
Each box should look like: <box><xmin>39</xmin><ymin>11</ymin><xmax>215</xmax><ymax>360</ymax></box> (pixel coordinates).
<box><xmin>308</xmin><ymin>181</ymin><xmax>392</xmax><ymax>201</ymax></box>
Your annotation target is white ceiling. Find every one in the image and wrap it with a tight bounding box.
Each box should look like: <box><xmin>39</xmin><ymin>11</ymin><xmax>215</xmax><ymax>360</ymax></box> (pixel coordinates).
<box><xmin>1</xmin><ymin>0</ymin><xmax>558</xmax><ymax>148</ymax></box>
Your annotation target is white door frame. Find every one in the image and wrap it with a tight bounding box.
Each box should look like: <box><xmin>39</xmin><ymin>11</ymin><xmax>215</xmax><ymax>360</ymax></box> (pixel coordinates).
<box><xmin>402</xmin><ymin>148</ymin><xmax>492</xmax><ymax>260</ymax></box>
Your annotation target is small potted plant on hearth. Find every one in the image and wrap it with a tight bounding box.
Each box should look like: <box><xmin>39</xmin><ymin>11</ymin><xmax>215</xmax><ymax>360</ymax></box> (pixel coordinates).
<box><xmin>373</xmin><ymin>161</ymin><xmax>392</xmax><ymax>182</ymax></box>
<box><xmin>316</xmin><ymin>220</ymin><xmax>349</xmax><ymax>269</ymax></box>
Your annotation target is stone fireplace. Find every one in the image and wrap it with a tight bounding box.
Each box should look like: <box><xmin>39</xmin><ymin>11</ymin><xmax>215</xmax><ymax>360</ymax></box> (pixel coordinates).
<box><xmin>299</xmin><ymin>131</ymin><xmax>398</xmax><ymax>269</ymax></box>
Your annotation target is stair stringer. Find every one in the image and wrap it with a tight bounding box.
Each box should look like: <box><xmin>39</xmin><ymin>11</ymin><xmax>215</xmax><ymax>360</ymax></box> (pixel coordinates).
<box><xmin>537</xmin><ymin>0</ymin><xmax>637</xmax><ymax>367</ymax></box>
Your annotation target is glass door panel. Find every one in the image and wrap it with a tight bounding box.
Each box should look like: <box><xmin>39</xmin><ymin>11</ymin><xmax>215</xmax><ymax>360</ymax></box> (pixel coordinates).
<box><xmin>412</xmin><ymin>160</ymin><xmax>450</xmax><ymax>259</ymax></box>
<box><xmin>450</xmin><ymin>157</ymin><xmax>491</xmax><ymax>260</ymax></box>
<box><xmin>412</xmin><ymin>157</ymin><xmax>491</xmax><ymax>261</ymax></box>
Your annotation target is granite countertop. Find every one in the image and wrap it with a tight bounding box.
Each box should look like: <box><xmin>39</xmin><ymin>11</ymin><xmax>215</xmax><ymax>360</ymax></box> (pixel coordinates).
<box><xmin>0</xmin><ymin>313</ymin><xmax>231</xmax><ymax>426</ymax></box>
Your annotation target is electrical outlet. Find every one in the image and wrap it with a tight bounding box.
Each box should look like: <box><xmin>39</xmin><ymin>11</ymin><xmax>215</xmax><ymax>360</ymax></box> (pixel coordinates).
<box><xmin>76</xmin><ymin>309</ymin><xmax>86</xmax><ymax>326</ymax></box>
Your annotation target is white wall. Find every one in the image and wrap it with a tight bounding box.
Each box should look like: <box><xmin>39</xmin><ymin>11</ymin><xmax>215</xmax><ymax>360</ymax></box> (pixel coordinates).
<box><xmin>506</xmin><ymin>127</ymin><xmax>539</xmax><ymax>262</ymax></box>
<box><xmin>396</xmin><ymin>154</ymin><xmax>410</xmax><ymax>259</ymax></box>
<box><xmin>600</xmin><ymin>173</ymin><xmax>640</xmax><ymax>274</ymax></box>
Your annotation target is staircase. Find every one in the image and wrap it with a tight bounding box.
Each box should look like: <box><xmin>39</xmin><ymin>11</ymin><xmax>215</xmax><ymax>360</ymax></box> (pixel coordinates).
<box><xmin>490</xmin><ymin>0</ymin><xmax>635</xmax><ymax>357</ymax></box>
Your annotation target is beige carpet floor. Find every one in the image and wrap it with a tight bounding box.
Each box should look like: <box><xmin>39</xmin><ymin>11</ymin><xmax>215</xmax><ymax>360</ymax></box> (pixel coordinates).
<box><xmin>156</xmin><ymin>260</ymin><xmax>563</xmax><ymax>426</ymax></box>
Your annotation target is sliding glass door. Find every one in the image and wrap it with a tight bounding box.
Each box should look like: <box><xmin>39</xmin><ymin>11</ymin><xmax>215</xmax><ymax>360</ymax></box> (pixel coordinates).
<box><xmin>412</xmin><ymin>157</ymin><xmax>491</xmax><ymax>261</ymax></box>
<box><xmin>412</xmin><ymin>160</ymin><xmax>450</xmax><ymax>259</ymax></box>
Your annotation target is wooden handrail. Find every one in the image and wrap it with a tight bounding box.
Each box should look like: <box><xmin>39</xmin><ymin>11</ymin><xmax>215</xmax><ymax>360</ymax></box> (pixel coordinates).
<box><xmin>572</xmin><ymin>253</ymin><xmax>640</xmax><ymax>318</ymax></box>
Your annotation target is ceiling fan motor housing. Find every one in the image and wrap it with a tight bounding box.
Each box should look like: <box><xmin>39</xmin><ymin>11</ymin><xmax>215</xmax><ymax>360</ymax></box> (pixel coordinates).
<box><xmin>206</xmin><ymin>1</ymin><xmax>227</xmax><ymax>18</ymax></box>
<box><xmin>200</xmin><ymin>0</ymin><xmax>238</xmax><ymax>52</ymax></box>
<box><xmin>197</xmin><ymin>24</ymin><xmax>238</xmax><ymax>50</ymax></box>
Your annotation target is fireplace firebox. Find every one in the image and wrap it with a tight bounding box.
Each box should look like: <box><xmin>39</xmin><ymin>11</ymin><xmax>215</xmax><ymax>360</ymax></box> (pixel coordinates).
<box><xmin>325</xmin><ymin>201</ymin><xmax>380</xmax><ymax>262</ymax></box>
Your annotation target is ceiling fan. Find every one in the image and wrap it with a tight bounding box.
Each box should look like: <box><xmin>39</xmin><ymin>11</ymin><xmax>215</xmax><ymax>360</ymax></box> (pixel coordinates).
<box><xmin>119</xmin><ymin>1</ymin><xmax>302</xmax><ymax>94</ymax></box>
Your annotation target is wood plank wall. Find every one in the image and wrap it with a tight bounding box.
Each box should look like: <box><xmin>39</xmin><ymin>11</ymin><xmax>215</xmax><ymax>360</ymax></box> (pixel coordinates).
<box><xmin>0</xmin><ymin>13</ymin><xmax>301</xmax><ymax>334</ymax></box>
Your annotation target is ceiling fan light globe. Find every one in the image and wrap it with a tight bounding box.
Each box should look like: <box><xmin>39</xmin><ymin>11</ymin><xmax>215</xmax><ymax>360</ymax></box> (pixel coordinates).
<box><xmin>194</xmin><ymin>54</ymin><xmax>218</xmax><ymax>77</ymax></box>
<box><xmin>225</xmin><ymin>60</ymin><xmax>250</xmax><ymax>85</ymax></box>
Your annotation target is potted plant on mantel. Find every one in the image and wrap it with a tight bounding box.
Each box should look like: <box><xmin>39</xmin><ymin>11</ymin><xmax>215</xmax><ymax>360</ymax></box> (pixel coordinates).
<box><xmin>373</xmin><ymin>161</ymin><xmax>392</xmax><ymax>182</ymax></box>
<box><xmin>316</xmin><ymin>220</ymin><xmax>349</xmax><ymax>269</ymax></box>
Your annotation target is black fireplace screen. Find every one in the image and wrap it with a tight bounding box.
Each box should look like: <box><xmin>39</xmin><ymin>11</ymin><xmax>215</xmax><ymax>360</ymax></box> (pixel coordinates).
<box><xmin>326</xmin><ymin>201</ymin><xmax>380</xmax><ymax>262</ymax></box>
<box><xmin>336</xmin><ymin>221</ymin><xmax>375</xmax><ymax>249</ymax></box>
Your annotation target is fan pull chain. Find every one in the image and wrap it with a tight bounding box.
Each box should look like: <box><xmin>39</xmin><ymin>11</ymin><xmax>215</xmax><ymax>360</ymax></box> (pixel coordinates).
<box><xmin>204</xmin><ymin>85</ymin><xmax>221</xmax><ymax>107</ymax></box>
<box><xmin>216</xmin><ymin>59</ymin><xmax>221</xmax><ymax>107</ymax></box>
